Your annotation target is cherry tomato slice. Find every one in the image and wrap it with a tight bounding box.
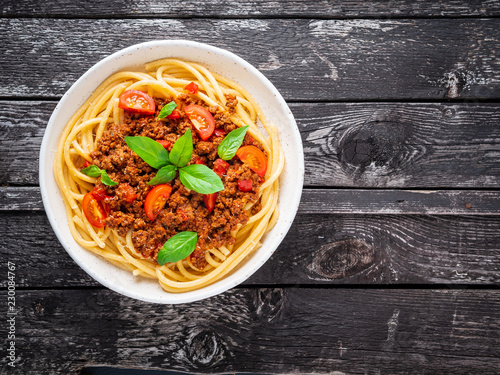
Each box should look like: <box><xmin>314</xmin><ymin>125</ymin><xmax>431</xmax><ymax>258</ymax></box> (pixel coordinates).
<box><xmin>102</xmin><ymin>197</ymin><xmax>113</xmax><ymax>214</ymax></box>
<box><xmin>118</xmin><ymin>90</ymin><xmax>155</xmax><ymax>115</ymax></box>
<box><xmin>238</xmin><ymin>179</ymin><xmax>253</xmax><ymax>192</ymax></box>
<box><xmin>144</xmin><ymin>184</ymin><xmax>172</xmax><ymax>221</ymax></box>
<box><xmin>204</xmin><ymin>193</ymin><xmax>217</xmax><ymax>212</ymax></box>
<box><xmin>91</xmin><ymin>185</ymin><xmax>107</xmax><ymax>201</ymax></box>
<box><xmin>184</xmin><ymin>81</ymin><xmax>199</xmax><ymax>94</ymax></box>
<box><xmin>184</xmin><ymin>104</ymin><xmax>215</xmax><ymax>140</ymax></box>
<box><xmin>157</xmin><ymin>140</ymin><xmax>171</xmax><ymax>149</ymax></box>
<box><xmin>236</xmin><ymin>146</ymin><xmax>267</xmax><ymax>177</ymax></box>
<box><xmin>82</xmin><ymin>192</ymin><xmax>107</xmax><ymax>228</ymax></box>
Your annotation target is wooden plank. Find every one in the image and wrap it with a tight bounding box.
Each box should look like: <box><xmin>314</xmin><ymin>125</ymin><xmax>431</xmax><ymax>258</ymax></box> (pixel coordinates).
<box><xmin>299</xmin><ymin>189</ymin><xmax>500</xmax><ymax>215</ymax></box>
<box><xmin>1</xmin><ymin>288</ymin><xmax>499</xmax><ymax>374</ymax></box>
<box><xmin>1</xmin><ymin>18</ymin><xmax>500</xmax><ymax>100</ymax></box>
<box><xmin>2</xmin><ymin>212</ymin><xmax>499</xmax><ymax>288</ymax></box>
<box><xmin>2</xmin><ymin>101</ymin><xmax>500</xmax><ymax>188</ymax></box>
<box><xmin>2</xmin><ymin>0</ymin><xmax>500</xmax><ymax>17</ymax></box>
<box><xmin>299</xmin><ymin>102</ymin><xmax>500</xmax><ymax>188</ymax></box>
<box><xmin>3</xmin><ymin>186</ymin><xmax>500</xmax><ymax>215</ymax></box>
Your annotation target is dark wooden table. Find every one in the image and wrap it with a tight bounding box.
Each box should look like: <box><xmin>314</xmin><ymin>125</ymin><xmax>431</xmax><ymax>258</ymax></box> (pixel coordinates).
<box><xmin>2</xmin><ymin>1</ymin><xmax>500</xmax><ymax>374</ymax></box>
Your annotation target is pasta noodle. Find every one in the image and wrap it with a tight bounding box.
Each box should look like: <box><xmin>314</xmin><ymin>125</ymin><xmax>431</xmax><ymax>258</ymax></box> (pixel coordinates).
<box><xmin>54</xmin><ymin>59</ymin><xmax>284</xmax><ymax>293</ymax></box>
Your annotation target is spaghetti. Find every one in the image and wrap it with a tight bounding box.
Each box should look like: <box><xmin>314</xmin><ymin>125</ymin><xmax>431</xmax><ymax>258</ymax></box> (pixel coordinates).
<box><xmin>54</xmin><ymin>58</ymin><xmax>284</xmax><ymax>293</ymax></box>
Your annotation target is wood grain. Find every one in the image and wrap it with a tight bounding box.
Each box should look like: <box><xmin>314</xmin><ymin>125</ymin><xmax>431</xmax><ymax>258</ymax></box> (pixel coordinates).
<box><xmin>2</xmin><ymin>186</ymin><xmax>500</xmax><ymax>215</ymax></box>
<box><xmin>2</xmin><ymin>101</ymin><xmax>500</xmax><ymax>188</ymax></box>
<box><xmin>2</xmin><ymin>18</ymin><xmax>500</xmax><ymax>100</ymax></box>
<box><xmin>1</xmin><ymin>288</ymin><xmax>499</xmax><ymax>374</ymax></box>
<box><xmin>299</xmin><ymin>102</ymin><xmax>500</xmax><ymax>187</ymax></box>
<box><xmin>2</xmin><ymin>212</ymin><xmax>499</xmax><ymax>288</ymax></box>
<box><xmin>2</xmin><ymin>0</ymin><xmax>500</xmax><ymax>18</ymax></box>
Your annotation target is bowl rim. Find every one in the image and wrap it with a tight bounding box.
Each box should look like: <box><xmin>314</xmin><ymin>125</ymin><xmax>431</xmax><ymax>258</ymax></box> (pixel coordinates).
<box><xmin>39</xmin><ymin>40</ymin><xmax>304</xmax><ymax>304</ymax></box>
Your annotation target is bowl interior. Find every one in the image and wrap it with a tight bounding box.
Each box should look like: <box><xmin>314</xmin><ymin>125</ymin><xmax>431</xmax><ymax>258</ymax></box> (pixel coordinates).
<box><xmin>40</xmin><ymin>40</ymin><xmax>304</xmax><ymax>304</ymax></box>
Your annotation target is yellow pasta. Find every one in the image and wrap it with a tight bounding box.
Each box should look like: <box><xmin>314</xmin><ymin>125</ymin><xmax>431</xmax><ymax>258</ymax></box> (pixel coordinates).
<box><xmin>54</xmin><ymin>59</ymin><xmax>283</xmax><ymax>293</ymax></box>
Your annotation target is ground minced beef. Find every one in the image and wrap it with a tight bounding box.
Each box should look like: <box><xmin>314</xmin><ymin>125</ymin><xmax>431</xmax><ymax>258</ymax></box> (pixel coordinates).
<box><xmin>89</xmin><ymin>94</ymin><xmax>265</xmax><ymax>268</ymax></box>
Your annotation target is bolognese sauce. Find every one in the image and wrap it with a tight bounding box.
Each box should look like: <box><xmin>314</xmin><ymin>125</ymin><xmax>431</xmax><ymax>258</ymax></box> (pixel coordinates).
<box><xmin>89</xmin><ymin>94</ymin><xmax>265</xmax><ymax>269</ymax></box>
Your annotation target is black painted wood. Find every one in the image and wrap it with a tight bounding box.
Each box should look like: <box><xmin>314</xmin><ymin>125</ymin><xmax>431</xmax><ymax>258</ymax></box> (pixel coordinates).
<box><xmin>2</xmin><ymin>18</ymin><xmax>500</xmax><ymax>100</ymax></box>
<box><xmin>2</xmin><ymin>3</ymin><xmax>500</xmax><ymax>374</ymax></box>
<box><xmin>3</xmin><ymin>101</ymin><xmax>500</xmax><ymax>188</ymax></box>
<box><xmin>2</xmin><ymin>212</ymin><xmax>499</xmax><ymax>288</ymax></box>
<box><xmin>0</xmin><ymin>288</ymin><xmax>499</xmax><ymax>374</ymax></box>
<box><xmin>2</xmin><ymin>0</ymin><xmax>500</xmax><ymax>18</ymax></box>
<box><xmin>3</xmin><ymin>186</ymin><xmax>500</xmax><ymax>215</ymax></box>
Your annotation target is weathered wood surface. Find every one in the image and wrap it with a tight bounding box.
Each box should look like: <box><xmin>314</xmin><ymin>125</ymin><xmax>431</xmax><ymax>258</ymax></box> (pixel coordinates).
<box><xmin>1</xmin><ymin>288</ymin><xmax>499</xmax><ymax>374</ymax></box>
<box><xmin>2</xmin><ymin>19</ymin><xmax>500</xmax><ymax>100</ymax></box>
<box><xmin>2</xmin><ymin>3</ymin><xmax>500</xmax><ymax>375</ymax></box>
<box><xmin>2</xmin><ymin>101</ymin><xmax>500</xmax><ymax>188</ymax></box>
<box><xmin>3</xmin><ymin>186</ymin><xmax>500</xmax><ymax>215</ymax></box>
<box><xmin>2</xmin><ymin>212</ymin><xmax>499</xmax><ymax>288</ymax></box>
<box><xmin>2</xmin><ymin>0</ymin><xmax>500</xmax><ymax>17</ymax></box>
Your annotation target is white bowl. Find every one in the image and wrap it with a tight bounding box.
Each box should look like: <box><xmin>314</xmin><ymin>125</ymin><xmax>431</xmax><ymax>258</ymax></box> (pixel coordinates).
<box><xmin>40</xmin><ymin>40</ymin><xmax>304</xmax><ymax>304</ymax></box>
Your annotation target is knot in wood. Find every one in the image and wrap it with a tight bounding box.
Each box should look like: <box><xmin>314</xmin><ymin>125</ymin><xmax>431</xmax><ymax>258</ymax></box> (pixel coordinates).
<box><xmin>309</xmin><ymin>239</ymin><xmax>374</xmax><ymax>280</ymax></box>
<box><xmin>338</xmin><ymin>121</ymin><xmax>409</xmax><ymax>178</ymax></box>
<box><xmin>438</xmin><ymin>69</ymin><xmax>477</xmax><ymax>99</ymax></box>
<box><xmin>184</xmin><ymin>328</ymin><xmax>225</xmax><ymax>368</ymax></box>
<box><xmin>255</xmin><ymin>288</ymin><xmax>286</xmax><ymax>322</ymax></box>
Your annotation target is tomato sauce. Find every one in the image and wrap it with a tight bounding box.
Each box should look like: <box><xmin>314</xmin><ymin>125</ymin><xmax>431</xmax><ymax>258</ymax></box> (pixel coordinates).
<box><xmin>90</xmin><ymin>94</ymin><xmax>265</xmax><ymax>268</ymax></box>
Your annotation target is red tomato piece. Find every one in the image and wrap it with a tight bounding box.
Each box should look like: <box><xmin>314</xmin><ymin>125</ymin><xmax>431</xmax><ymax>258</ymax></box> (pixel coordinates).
<box><xmin>194</xmin><ymin>158</ymin><xmax>206</xmax><ymax>165</ymax></box>
<box><xmin>184</xmin><ymin>104</ymin><xmax>215</xmax><ymax>140</ymax></box>
<box><xmin>157</xmin><ymin>140</ymin><xmax>171</xmax><ymax>149</ymax></box>
<box><xmin>236</xmin><ymin>146</ymin><xmax>267</xmax><ymax>177</ymax></box>
<box><xmin>118</xmin><ymin>90</ymin><xmax>155</xmax><ymax>115</ymax></box>
<box><xmin>83</xmin><ymin>160</ymin><xmax>91</xmax><ymax>168</ymax></box>
<box><xmin>167</xmin><ymin>109</ymin><xmax>180</xmax><ymax>120</ymax></box>
<box><xmin>184</xmin><ymin>81</ymin><xmax>199</xmax><ymax>94</ymax></box>
<box><xmin>213</xmin><ymin>158</ymin><xmax>229</xmax><ymax>177</ymax></box>
<box><xmin>144</xmin><ymin>184</ymin><xmax>172</xmax><ymax>221</ymax></box>
<box><xmin>102</xmin><ymin>197</ymin><xmax>113</xmax><ymax>215</ymax></box>
<box><xmin>204</xmin><ymin>193</ymin><xmax>217</xmax><ymax>212</ymax></box>
<box><xmin>119</xmin><ymin>183</ymin><xmax>137</xmax><ymax>203</ymax></box>
<box><xmin>238</xmin><ymin>179</ymin><xmax>253</xmax><ymax>192</ymax></box>
<box><xmin>91</xmin><ymin>185</ymin><xmax>107</xmax><ymax>201</ymax></box>
<box><xmin>82</xmin><ymin>193</ymin><xmax>107</xmax><ymax>228</ymax></box>
<box><xmin>213</xmin><ymin>128</ymin><xmax>226</xmax><ymax>138</ymax></box>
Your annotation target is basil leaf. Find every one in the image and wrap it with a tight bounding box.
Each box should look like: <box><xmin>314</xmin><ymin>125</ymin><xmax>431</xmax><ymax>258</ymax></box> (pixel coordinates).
<box><xmin>81</xmin><ymin>165</ymin><xmax>102</xmax><ymax>178</ymax></box>
<box><xmin>157</xmin><ymin>101</ymin><xmax>177</xmax><ymax>119</ymax></box>
<box><xmin>148</xmin><ymin>165</ymin><xmax>177</xmax><ymax>185</ymax></box>
<box><xmin>217</xmin><ymin>125</ymin><xmax>249</xmax><ymax>160</ymax></box>
<box><xmin>81</xmin><ymin>165</ymin><xmax>118</xmax><ymax>186</ymax></box>
<box><xmin>179</xmin><ymin>164</ymin><xmax>224</xmax><ymax>194</ymax></box>
<box><xmin>100</xmin><ymin>170</ymin><xmax>118</xmax><ymax>186</ymax></box>
<box><xmin>157</xmin><ymin>231</ymin><xmax>198</xmax><ymax>265</ymax></box>
<box><xmin>169</xmin><ymin>129</ymin><xmax>193</xmax><ymax>168</ymax></box>
<box><xmin>125</xmin><ymin>136</ymin><xmax>170</xmax><ymax>169</ymax></box>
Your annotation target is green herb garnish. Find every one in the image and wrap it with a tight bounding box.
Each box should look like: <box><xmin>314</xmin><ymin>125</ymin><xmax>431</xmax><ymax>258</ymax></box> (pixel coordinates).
<box><xmin>217</xmin><ymin>125</ymin><xmax>249</xmax><ymax>160</ymax></box>
<box><xmin>81</xmin><ymin>165</ymin><xmax>118</xmax><ymax>186</ymax></box>
<box><xmin>157</xmin><ymin>231</ymin><xmax>198</xmax><ymax>265</ymax></box>
<box><xmin>169</xmin><ymin>129</ymin><xmax>193</xmax><ymax>168</ymax></box>
<box><xmin>124</xmin><ymin>136</ymin><xmax>170</xmax><ymax>169</ymax></box>
<box><xmin>147</xmin><ymin>164</ymin><xmax>177</xmax><ymax>185</ymax></box>
<box><xmin>179</xmin><ymin>164</ymin><xmax>224</xmax><ymax>194</ymax></box>
<box><xmin>125</xmin><ymin>130</ymin><xmax>223</xmax><ymax>194</ymax></box>
<box><xmin>157</xmin><ymin>101</ymin><xmax>177</xmax><ymax>119</ymax></box>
